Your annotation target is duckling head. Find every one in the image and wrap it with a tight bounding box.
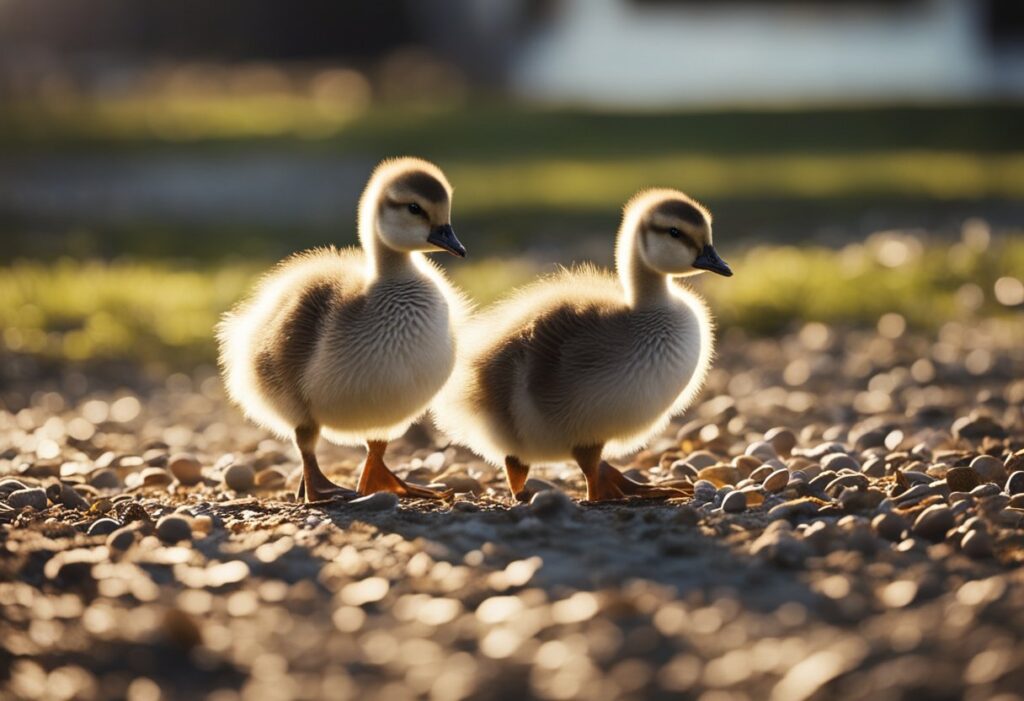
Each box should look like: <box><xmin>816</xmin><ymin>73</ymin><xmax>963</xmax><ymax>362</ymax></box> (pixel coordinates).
<box><xmin>359</xmin><ymin>157</ymin><xmax>466</xmax><ymax>258</ymax></box>
<box><xmin>621</xmin><ymin>189</ymin><xmax>732</xmax><ymax>278</ymax></box>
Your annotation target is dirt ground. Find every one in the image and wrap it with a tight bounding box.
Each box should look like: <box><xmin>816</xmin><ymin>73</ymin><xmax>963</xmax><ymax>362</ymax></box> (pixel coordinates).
<box><xmin>2</xmin><ymin>319</ymin><xmax>1023</xmax><ymax>701</ymax></box>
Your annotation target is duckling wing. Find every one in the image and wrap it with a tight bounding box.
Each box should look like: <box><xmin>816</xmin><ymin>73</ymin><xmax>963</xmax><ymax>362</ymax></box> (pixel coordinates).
<box><xmin>437</xmin><ymin>267</ymin><xmax>626</xmax><ymax>461</ymax></box>
<box><xmin>217</xmin><ymin>247</ymin><xmax>366</xmax><ymax>437</ymax></box>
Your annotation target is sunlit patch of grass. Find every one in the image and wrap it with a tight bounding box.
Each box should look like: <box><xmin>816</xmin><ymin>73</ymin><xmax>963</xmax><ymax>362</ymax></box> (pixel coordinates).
<box><xmin>2</xmin><ymin>93</ymin><xmax>369</xmax><ymax>143</ymax></box>
<box><xmin>0</xmin><ymin>259</ymin><xmax>258</xmax><ymax>364</ymax></box>
<box><xmin>711</xmin><ymin>233</ymin><xmax>1024</xmax><ymax>332</ymax></box>
<box><xmin>1</xmin><ymin>236</ymin><xmax>1021</xmax><ymax>365</ymax></box>
<box><xmin>446</xmin><ymin>152</ymin><xmax>1024</xmax><ymax>213</ymax></box>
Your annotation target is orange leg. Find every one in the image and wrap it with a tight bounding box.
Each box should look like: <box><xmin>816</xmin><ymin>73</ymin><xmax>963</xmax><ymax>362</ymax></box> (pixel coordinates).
<box><xmin>295</xmin><ymin>424</ymin><xmax>358</xmax><ymax>503</ymax></box>
<box><xmin>357</xmin><ymin>440</ymin><xmax>453</xmax><ymax>500</ymax></box>
<box><xmin>572</xmin><ymin>444</ymin><xmax>688</xmax><ymax>502</ymax></box>
<box><xmin>504</xmin><ymin>456</ymin><xmax>531</xmax><ymax>502</ymax></box>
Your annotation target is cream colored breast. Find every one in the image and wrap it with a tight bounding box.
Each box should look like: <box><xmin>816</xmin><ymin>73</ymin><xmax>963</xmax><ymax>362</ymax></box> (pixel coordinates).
<box><xmin>303</xmin><ymin>277</ymin><xmax>455</xmax><ymax>430</ymax></box>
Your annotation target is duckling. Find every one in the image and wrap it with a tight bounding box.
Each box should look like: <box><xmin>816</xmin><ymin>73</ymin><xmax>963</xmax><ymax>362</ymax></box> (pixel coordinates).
<box><xmin>218</xmin><ymin>157</ymin><xmax>468</xmax><ymax>503</ymax></box>
<box><xmin>433</xmin><ymin>189</ymin><xmax>731</xmax><ymax>502</ymax></box>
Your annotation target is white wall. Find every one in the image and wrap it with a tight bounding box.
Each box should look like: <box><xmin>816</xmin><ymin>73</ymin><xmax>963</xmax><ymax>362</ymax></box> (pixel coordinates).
<box><xmin>512</xmin><ymin>0</ymin><xmax>995</xmax><ymax>106</ymax></box>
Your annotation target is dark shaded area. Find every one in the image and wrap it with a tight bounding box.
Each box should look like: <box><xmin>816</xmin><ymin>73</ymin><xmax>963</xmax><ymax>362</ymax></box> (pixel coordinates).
<box><xmin>0</xmin><ymin>0</ymin><xmax>415</xmax><ymax>61</ymax></box>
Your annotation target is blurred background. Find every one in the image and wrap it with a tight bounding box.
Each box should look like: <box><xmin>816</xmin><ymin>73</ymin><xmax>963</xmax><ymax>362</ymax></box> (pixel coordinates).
<box><xmin>1</xmin><ymin>0</ymin><xmax>1022</xmax><ymax>373</ymax></box>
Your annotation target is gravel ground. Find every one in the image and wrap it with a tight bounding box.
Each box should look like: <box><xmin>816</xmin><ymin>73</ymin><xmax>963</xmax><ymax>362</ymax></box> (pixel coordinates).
<box><xmin>2</xmin><ymin>318</ymin><xmax>1023</xmax><ymax>701</ymax></box>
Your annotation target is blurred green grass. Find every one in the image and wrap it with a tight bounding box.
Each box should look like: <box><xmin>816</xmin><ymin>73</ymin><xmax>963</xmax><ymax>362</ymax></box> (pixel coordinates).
<box><xmin>4</xmin><ymin>100</ymin><xmax>1023</xmax><ymax>155</ymax></box>
<box><xmin>1</xmin><ymin>236</ymin><xmax>1021</xmax><ymax>366</ymax></box>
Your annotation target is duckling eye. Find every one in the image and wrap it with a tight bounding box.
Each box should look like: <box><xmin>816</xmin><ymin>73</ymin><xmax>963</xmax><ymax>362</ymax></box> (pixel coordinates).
<box><xmin>407</xmin><ymin>202</ymin><xmax>424</xmax><ymax>217</ymax></box>
<box><xmin>668</xmin><ymin>227</ymin><xmax>682</xmax><ymax>239</ymax></box>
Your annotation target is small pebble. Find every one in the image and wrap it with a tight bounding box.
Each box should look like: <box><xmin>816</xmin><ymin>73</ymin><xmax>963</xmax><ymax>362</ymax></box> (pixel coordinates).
<box><xmin>60</xmin><ymin>484</ymin><xmax>90</xmax><ymax>510</ymax></box>
<box><xmin>692</xmin><ymin>480</ymin><xmax>717</xmax><ymax>503</ymax></box>
<box><xmin>523</xmin><ymin>478</ymin><xmax>559</xmax><ymax>496</ymax></box>
<box><xmin>670</xmin><ymin>460</ymin><xmax>699</xmax><ymax>480</ymax></box>
<box><xmin>7</xmin><ymin>488</ymin><xmax>48</xmax><ymax>511</ymax></box>
<box><xmin>88</xmin><ymin>518</ymin><xmax>120</xmax><ymax>536</ymax></box>
<box><xmin>821</xmin><ymin>453</ymin><xmax>860</xmax><ymax>472</ymax></box>
<box><xmin>732</xmin><ymin>455</ymin><xmax>762</xmax><ymax>478</ymax></box>
<box><xmin>437</xmin><ymin>473</ymin><xmax>483</xmax><ymax>495</ymax></box>
<box><xmin>156</xmin><ymin>515</ymin><xmax>193</xmax><ymax>543</ymax></box>
<box><xmin>530</xmin><ymin>489</ymin><xmax>578</xmax><ymax>519</ymax></box>
<box><xmin>872</xmin><ymin>512</ymin><xmax>907</xmax><ymax>542</ymax></box>
<box><xmin>912</xmin><ymin>504</ymin><xmax>955</xmax><ymax>542</ymax></box>
<box><xmin>721</xmin><ymin>490</ymin><xmax>747</xmax><ymax>513</ymax></box>
<box><xmin>1005</xmin><ymin>450</ymin><xmax>1024</xmax><ymax>473</ymax></box>
<box><xmin>970</xmin><ymin>455</ymin><xmax>1006</xmax><ymax>483</ymax></box>
<box><xmin>223</xmin><ymin>462</ymin><xmax>256</xmax><ymax>492</ymax></box>
<box><xmin>807</xmin><ymin>471</ymin><xmax>836</xmax><ymax>493</ymax></box>
<box><xmin>952</xmin><ymin>415</ymin><xmax>1007</xmax><ymax>441</ymax></box>
<box><xmin>348</xmin><ymin>492</ymin><xmax>399</xmax><ymax>512</ymax></box>
<box><xmin>697</xmin><ymin>465</ymin><xmax>740</xmax><ymax>487</ymax></box>
<box><xmin>0</xmin><ymin>478</ymin><xmax>29</xmax><ymax>496</ymax></box>
<box><xmin>89</xmin><ymin>469</ymin><xmax>121</xmax><ymax>489</ymax></box>
<box><xmin>141</xmin><ymin>467</ymin><xmax>173</xmax><ymax>487</ymax></box>
<box><xmin>945</xmin><ymin>466</ymin><xmax>981</xmax><ymax>493</ymax></box>
<box><xmin>764</xmin><ymin>426</ymin><xmax>797</xmax><ymax>457</ymax></box>
<box><xmin>824</xmin><ymin>473</ymin><xmax>869</xmax><ymax>496</ymax></box>
<box><xmin>254</xmin><ymin>467</ymin><xmax>288</xmax><ymax>489</ymax></box>
<box><xmin>970</xmin><ymin>483</ymin><xmax>1000</xmax><ymax>498</ymax></box>
<box><xmin>762</xmin><ymin>469</ymin><xmax>789</xmax><ymax>493</ymax></box>
<box><xmin>745</xmin><ymin>441</ymin><xmax>777</xmax><ymax>461</ymax></box>
<box><xmin>768</xmin><ymin>498</ymin><xmax>821</xmax><ymax>521</ymax></box>
<box><xmin>106</xmin><ymin>527</ymin><xmax>136</xmax><ymax>551</ymax></box>
<box><xmin>1006</xmin><ymin>471</ymin><xmax>1024</xmax><ymax>495</ymax></box>
<box><xmin>169</xmin><ymin>453</ymin><xmax>203</xmax><ymax>486</ymax></box>
<box><xmin>684</xmin><ymin>451</ymin><xmax>719</xmax><ymax>470</ymax></box>
<box><xmin>960</xmin><ymin>528</ymin><xmax>993</xmax><ymax>559</ymax></box>
<box><xmin>861</xmin><ymin>457</ymin><xmax>886</xmax><ymax>478</ymax></box>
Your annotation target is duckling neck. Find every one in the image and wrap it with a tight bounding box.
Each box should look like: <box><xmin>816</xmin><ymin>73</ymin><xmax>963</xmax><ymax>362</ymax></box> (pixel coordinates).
<box><xmin>617</xmin><ymin>232</ymin><xmax>671</xmax><ymax>309</ymax></box>
<box><xmin>366</xmin><ymin>237</ymin><xmax>418</xmax><ymax>279</ymax></box>
<box><xmin>623</xmin><ymin>257</ymin><xmax>671</xmax><ymax>308</ymax></box>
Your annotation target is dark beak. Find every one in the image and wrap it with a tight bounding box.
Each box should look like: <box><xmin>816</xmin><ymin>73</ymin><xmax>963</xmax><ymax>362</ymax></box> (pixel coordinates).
<box><xmin>427</xmin><ymin>223</ymin><xmax>467</xmax><ymax>258</ymax></box>
<box><xmin>693</xmin><ymin>244</ymin><xmax>732</xmax><ymax>277</ymax></box>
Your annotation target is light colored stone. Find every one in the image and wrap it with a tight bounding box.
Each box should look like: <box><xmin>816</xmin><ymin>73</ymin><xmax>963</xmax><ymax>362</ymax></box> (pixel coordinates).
<box><xmin>169</xmin><ymin>454</ymin><xmax>203</xmax><ymax>486</ymax></box>
<box><xmin>762</xmin><ymin>469</ymin><xmax>790</xmax><ymax>493</ymax></box>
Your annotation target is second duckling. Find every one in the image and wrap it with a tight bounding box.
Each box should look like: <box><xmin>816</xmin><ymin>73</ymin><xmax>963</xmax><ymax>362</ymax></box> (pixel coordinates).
<box><xmin>433</xmin><ymin>189</ymin><xmax>732</xmax><ymax>502</ymax></box>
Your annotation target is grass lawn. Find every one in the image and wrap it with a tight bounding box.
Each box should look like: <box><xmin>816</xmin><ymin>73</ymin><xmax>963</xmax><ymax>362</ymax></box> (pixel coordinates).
<box><xmin>1</xmin><ymin>235</ymin><xmax>1021</xmax><ymax>366</ymax></box>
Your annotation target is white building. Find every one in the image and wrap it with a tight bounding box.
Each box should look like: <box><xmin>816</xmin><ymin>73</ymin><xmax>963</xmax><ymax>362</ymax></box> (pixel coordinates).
<box><xmin>496</xmin><ymin>0</ymin><xmax>1024</xmax><ymax>106</ymax></box>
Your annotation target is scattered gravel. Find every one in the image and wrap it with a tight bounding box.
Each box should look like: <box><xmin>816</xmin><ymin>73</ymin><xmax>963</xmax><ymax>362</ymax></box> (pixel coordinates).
<box><xmin>1</xmin><ymin>321</ymin><xmax>1023</xmax><ymax>700</ymax></box>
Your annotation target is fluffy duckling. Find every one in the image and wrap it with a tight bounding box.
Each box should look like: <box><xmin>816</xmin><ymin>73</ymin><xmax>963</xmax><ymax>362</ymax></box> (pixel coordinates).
<box><xmin>218</xmin><ymin>157</ymin><xmax>468</xmax><ymax>502</ymax></box>
<box><xmin>433</xmin><ymin>189</ymin><xmax>731</xmax><ymax>502</ymax></box>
